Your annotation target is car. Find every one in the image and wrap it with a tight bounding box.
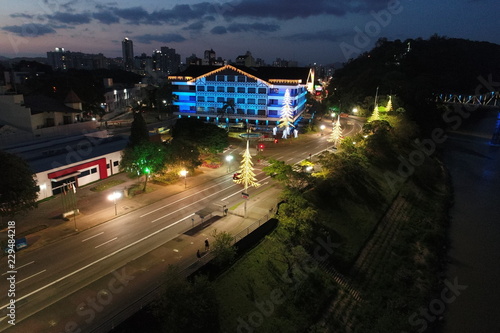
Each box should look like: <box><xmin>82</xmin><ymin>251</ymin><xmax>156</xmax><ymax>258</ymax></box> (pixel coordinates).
<box><xmin>233</xmin><ymin>172</ymin><xmax>241</xmax><ymax>180</ymax></box>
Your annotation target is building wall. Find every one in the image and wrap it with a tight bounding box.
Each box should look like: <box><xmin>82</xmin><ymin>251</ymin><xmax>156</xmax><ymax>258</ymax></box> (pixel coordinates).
<box><xmin>35</xmin><ymin>150</ymin><xmax>122</xmax><ymax>201</ymax></box>
<box><xmin>0</xmin><ymin>94</ymin><xmax>33</xmax><ymax>132</ymax></box>
<box><xmin>170</xmin><ymin>70</ymin><xmax>308</xmax><ymax>125</ymax></box>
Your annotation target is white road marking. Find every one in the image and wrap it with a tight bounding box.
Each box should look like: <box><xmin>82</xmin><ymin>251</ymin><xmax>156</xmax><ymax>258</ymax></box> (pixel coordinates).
<box><xmin>140</xmin><ymin>180</ymin><xmax>231</xmax><ymax>218</ymax></box>
<box><xmin>151</xmin><ymin>211</ymin><xmax>194</xmax><ymax>224</ymax></box>
<box><xmin>95</xmin><ymin>237</ymin><xmax>118</xmax><ymax>248</ymax></box>
<box><xmin>17</xmin><ymin>270</ymin><xmax>46</xmax><ymax>284</ymax></box>
<box><xmin>0</xmin><ymin>215</ymin><xmax>193</xmax><ymax>311</ymax></box>
<box><xmin>82</xmin><ymin>232</ymin><xmax>104</xmax><ymax>242</ymax></box>
<box><xmin>1</xmin><ymin>261</ymin><xmax>35</xmax><ymax>276</ymax></box>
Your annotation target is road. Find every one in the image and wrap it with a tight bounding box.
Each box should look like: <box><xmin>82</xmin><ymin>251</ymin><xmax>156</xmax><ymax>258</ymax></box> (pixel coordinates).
<box><xmin>0</xmin><ymin>116</ymin><xmax>363</xmax><ymax>332</ymax></box>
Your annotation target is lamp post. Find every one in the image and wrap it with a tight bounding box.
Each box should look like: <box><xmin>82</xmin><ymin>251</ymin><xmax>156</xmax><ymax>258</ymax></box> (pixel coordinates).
<box><xmin>320</xmin><ymin>124</ymin><xmax>325</xmax><ymax>136</ymax></box>
<box><xmin>180</xmin><ymin>169</ymin><xmax>188</xmax><ymax>189</ymax></box>
<box><xmin>225</xmin><ymin>155</ymin><xmax>233</xmax><ymax>173</ymax></box>
<box><xmin>108</xmin><ymin>191</ymin><xmax>122</xmax><ymax>216</ymax></box>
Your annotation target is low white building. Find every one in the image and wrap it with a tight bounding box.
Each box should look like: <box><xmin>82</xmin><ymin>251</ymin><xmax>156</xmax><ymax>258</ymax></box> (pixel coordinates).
<box><xmin>7</xmin><ymin>132</ymin><xmax>127</xmax><ymax>201</ymax></box>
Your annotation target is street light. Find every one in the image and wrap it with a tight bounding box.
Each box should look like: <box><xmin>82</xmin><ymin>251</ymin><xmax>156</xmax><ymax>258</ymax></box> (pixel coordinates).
<box><xmin>320</xmin><ymin>124</ymin><xmax>326</xmax><ymax>136</ymax></box>
<box><xmin>225</xmin><ymin>155</ymin><xmax>233</xmax><ymax>173</ymax></box>
<box><xmin>107</xmin><ymin>191</ymin><xmax>122</xmax><ymax>216</ymax></box>
<box><xmin>180</xmin><ymin>169</ymin><xmax>188</xmax><ymax>189</ymax></box>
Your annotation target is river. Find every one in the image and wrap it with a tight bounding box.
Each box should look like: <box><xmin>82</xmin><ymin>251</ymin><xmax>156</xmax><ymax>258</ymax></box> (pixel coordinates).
<box><xmin>441</xmin><ymin>108</ymin><xmax>500</xmax><ymax>333</ymax></box>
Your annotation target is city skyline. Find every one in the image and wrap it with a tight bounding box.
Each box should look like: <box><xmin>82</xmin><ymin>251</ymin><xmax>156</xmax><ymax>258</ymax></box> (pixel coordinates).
<box><xmin>0</xmin><ymin>0</ymin><xmax>499</xmax><ymax>65</ymax></box>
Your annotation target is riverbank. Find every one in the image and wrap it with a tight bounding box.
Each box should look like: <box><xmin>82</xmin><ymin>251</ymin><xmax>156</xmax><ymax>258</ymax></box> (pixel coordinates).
<box><xmin>442</xmin><ymin>109</ymin><xmax>500</xmax><ymax>333</ymax></box>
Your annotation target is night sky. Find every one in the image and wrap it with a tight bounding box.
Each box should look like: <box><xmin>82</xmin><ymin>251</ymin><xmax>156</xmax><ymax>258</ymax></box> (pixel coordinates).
<box><xmin>1</xmin><ymin>0</ymin><xmax>499</xmax><ymax>65</ymax></box>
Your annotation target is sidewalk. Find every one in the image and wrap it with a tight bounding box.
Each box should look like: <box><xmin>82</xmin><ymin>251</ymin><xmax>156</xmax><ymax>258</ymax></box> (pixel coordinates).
<box><xmin>5</xmin><ymin>162</ymin><xmax>241</xmax><ymax>253</ymax></box>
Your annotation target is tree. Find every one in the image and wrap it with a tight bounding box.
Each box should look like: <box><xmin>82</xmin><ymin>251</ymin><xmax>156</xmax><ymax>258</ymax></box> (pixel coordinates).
<box><xmin>386</xmin><ymin>95</ymin><xmax>393</xmax><ymax>111</ymax></box>
<box><xmin>263</xmin><ymin>159</ymin><xmax>312</xmax><ymax>190</ymax></box>
<box><xmin>128</xmin><ymin>111</ymin><xmax>149</xmax><ymax>147</ymax></box>
<box><xmin>120</xmin><ymin>141</ymin><xmax>167</xmax><ymax>191</ymax></box>
<box><xmin>278</xmin><ymin>89</ymin><xmax>294</xmax><ymax>130</ymax></box>
<box><xmin>211</xmin><ymin>229</ymin><xmax>236</xmax><ymax>267</ymax></box>
<box><xmin>152</xmin><ymin>266</ymin><xmax>219</xmax><ymax>333</ymax></box>
<box><xmin>369</xmin><ymin>105</ymin><xmax>381</xmax><ymax>122</ymax></box>
<box><xmin>328</xmin><ymin>116</ymin><xmax>343</xmax><ymax>147</ymax></box>
<box><xmin>172</xmin><ymin>118</ymin><xmax>228</xmax><ymax>154</ymax></box>
<box><xmin>0</xmin><ymin>150</ymin><xmax>38</xmax><ymax>219</ymax></box>
<box><xmin>234</xmin><ymin>141</ymin><xmax>260</xmax><ymax>189</ymax></box>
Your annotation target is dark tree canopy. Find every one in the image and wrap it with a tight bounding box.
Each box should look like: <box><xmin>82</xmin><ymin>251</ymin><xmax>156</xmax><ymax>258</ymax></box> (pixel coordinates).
<box><xmin>0</xmin><ymin>150</ymin><xmax>38</xmax><ymax>218</ymax></box>
<box><xmin>172</xmin><ymin>118</ymin><xmax>229</xmax><ymax>154</ymax></box>
<box><xmin>120</xmin><ymin>141</ymin><xmax>167</xmax><ymax>190</ymax></box>
<box><xmin>128</xmin><ymin>111</ymin><xmax>149</xmax><ymax>147</ymax></box>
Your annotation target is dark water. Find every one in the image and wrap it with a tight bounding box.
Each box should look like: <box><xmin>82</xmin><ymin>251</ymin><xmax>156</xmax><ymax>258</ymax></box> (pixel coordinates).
<box><xmin>442</xmin><ymin>110</ymin><xmax>500</xmax><ymax>333</ymax></box>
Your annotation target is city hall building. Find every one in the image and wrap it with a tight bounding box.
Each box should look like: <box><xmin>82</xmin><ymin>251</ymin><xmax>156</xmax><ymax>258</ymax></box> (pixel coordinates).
<box><xmin>168</xmin><ymin>65</ymin><xmax>315</xmax><ymax>127</ymax></box>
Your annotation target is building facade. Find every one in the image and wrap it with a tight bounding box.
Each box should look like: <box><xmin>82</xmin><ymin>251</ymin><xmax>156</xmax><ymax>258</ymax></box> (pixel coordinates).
<box><xmin>168</xmin><ymin>64</ymin><xmax>314</xmax><ymax>126</ymax></box>
<box><xmin>122</xmin><ymin>37</ymin><xmax>134</xmax><ymax>71</ymax></box>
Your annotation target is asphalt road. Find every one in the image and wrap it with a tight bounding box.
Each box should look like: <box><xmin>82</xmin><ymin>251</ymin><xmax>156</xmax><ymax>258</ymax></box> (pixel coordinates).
<box><xmin>0</xmin><ymin>116</ymin><xmax>363</xmax><ymax>332</ymax></box>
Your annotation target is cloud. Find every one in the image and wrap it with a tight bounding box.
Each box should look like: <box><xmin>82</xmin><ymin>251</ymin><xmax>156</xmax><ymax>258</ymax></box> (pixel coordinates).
<box><xmin>10</xmin><ymin>13</ymin><xmax>35</xmax><ymax>19</ymax></box>
<box><xmin>135</xmin><ymin>33</ymin><xmax>186</xmax><ymax>44</ymax></box>
<box><xmin>183</xmin><ymin>21</ymin><xmax>205</xmax><ymax>31</ymax></box>
<box><xmin>2</xmin><ymin>23</ymin><xmax>56</xmax><ymax>37</ymax></box>
<box><xmin>93</xmin><ymin>11</ymin><xmax>120</xmax><ymax>25</ymax></box>
<box><xmin>211</xmin><ymin>26</ymin><xmax>227</xmax><ymax>35</ymax></box>
<box><xmin>47</xmin><ymin>12</ymin><xmax>92</xmax><ymax>24</ymax></box>
<box><xmin>226</xmin><ymin>22</ymin><xmax>280</xmax><ymax>33</ymax></box>
<box><xmin>114</xmin><ymin>6</ymin><xmax>151</xmax><ymax>23</ymax></box>
<box><xmin>285</xmin><ymin>30</ymin><xmax>350</xmax><ymax>42</ymax></box>
<box><xmin>222</xmin><ymin>0</ymin><xmax>389</xmax><ymax>20</ymax></box>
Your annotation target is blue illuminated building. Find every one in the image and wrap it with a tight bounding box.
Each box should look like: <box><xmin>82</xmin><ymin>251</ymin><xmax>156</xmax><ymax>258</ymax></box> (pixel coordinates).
<box><xmin>168</xmin><ymin>65</ymin><xmax>314</xmax><ymax>125</ymax></box>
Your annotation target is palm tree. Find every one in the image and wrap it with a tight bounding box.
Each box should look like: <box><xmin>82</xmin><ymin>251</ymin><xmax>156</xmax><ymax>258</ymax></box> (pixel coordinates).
<box><xmin>219</xmin><ymin>99</ymin><xmax>236</xmax><ymax>117</ymax></box>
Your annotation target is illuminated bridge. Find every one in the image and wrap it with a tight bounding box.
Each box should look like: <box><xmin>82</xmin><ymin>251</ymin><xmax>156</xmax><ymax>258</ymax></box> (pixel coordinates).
<box><xmin>435</xmin><ymin>91</ymin><xmax>500</xmax><ymax>145</ymax></box>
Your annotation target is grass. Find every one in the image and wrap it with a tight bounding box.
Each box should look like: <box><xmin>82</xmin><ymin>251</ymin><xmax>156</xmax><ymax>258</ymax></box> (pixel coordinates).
<box><xmin>214</xmin><ymin>237</ymin><xmax>336</xmax><ymax>332</ymax></box>
<box><xmin>89</xmin><ymin>179</ymin><xmax>125</xmax><ymax>192</ymax></box>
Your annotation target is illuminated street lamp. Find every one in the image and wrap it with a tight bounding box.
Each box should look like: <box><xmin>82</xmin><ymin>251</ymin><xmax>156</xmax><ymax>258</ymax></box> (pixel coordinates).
<box><xmin>320</xmin><ymin>124</ymin><xmax>326</xmax><ymax>136</ymax></box>
<box><xmin>225</xmin><ymin>155</ymin><xmax>234</xmax><ymax>173</ymax></box>
<box><xmin>107</xmin><ymin>191</ymin><xmax>122</xmax><ymax>216</ymax></box>
<box><xmin>180</xmin><ymin>169</ymin><xmax>188</xmax><ymax>189</ymax></box>
<box><xmin>352</xmin><ymin>108</ymin><xmax>358</xmax><ymax>114</ymax></box>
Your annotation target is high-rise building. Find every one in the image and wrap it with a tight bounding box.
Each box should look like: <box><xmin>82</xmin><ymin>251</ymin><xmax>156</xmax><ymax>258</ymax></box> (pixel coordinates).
<box><xmin>46</xmin><ymin>47</ymin><xmax>68</xmax><ymax>70</ymax></box>
<box><xmin>203</xmin><ymin>49</ymin><xmax>216</xmax><ymax>65</ymax></box>
<box><xmin>122</xmin><ymin>37</ymin><xmax>134</xmax><ymax>71</ymax></box>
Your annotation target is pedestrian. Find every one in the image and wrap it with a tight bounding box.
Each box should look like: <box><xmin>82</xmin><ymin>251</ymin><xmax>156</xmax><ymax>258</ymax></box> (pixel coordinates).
<box><xmin>197</xmin><ymin>249</ymin><xmax>201</xmax><ymax>259</ymax></box>
<box><xmin>205</xmin><ymin>238</ymin><xmax>210</xmax><ymax>251</ymax></box>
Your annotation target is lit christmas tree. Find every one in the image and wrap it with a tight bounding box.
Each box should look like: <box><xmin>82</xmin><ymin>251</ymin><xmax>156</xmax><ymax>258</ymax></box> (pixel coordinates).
<box><xmin>234</xmin><ymin>140</ymin><xmax>260</xmax><ymax>217</ymax></box>
<box><xmin>328</xmin><ymin>115</ymin><xmax>343</xmax><ymax>147</ymax></box>
<box><xmin>386</xmin><ymin>95</ymin><xmax>393</xmax><ymax>111</ymax></box>
<box><xmin>234</xmin><ymin>140</ymin><xmax>260</xmax><ymax>189</ymax></box>
<box><xmin>370</xmin><ymin>105</ymin><xmax>380</xmax><ymax>122</ymax></box>
<box><xmin>278</xmin><ymin>89</ymin><xmax>294</xmax><ymax>130</ymax></box>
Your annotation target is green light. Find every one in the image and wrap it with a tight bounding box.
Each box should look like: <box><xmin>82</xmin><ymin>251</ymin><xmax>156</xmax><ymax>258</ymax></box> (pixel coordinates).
<box><xmin>144</xmin><ymin>167</ymin><xmax>151</xmax><ymax>174</ymax></box>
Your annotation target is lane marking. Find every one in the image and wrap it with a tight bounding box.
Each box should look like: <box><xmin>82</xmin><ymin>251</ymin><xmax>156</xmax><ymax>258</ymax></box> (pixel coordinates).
<box><xmin>82</xmin><ymin>232</ymin><xmax>104</xmax><ymax>242</ymax></box>
<box><xmin>152</xmin><ymin>212</ymin><xmax>194</xmax><ymax>224</ymax></box>
<box><xmin>94</xmin><ymin>237</ymin><xmax>118</xmax><ymax>249</ymax></box>
<box><xmin>0</xmin><ymin>215</ymin><xmax>193</xmax><ymax>311</ymax></box>
<box><xmin>140</xmin><ymin>180</ymin><xmax>231</xmax><ymax>218</ymax></box>
<box><xmin>220</xmin><ymin>176</ymin><xmax>271</xmax><ymax>201</ymax></box>
<box><xmin>17</xmin><ymin>270</ymin><xmax>46</xmax><ymax>284</ymax></box>
<box><xmin>1</xmin><ymin>261</ymin><xmax>35</xmax><ymax>276</ymax></box>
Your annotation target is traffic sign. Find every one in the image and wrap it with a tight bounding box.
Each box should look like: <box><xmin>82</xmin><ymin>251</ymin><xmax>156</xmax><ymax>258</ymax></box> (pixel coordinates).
<box><xmin>242</xmin><ymin>192</ymin><xmax>249</xmax><ymax>199</ymax></box>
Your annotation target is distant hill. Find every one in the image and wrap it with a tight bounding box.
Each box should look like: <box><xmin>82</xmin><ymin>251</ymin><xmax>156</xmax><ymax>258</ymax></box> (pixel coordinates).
<box><xmin>328</xmin><ymin>36</ymin><xmax>500</xmax><ymax>130</ymax></box>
